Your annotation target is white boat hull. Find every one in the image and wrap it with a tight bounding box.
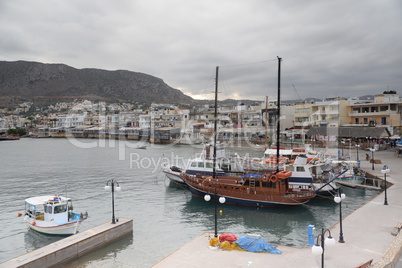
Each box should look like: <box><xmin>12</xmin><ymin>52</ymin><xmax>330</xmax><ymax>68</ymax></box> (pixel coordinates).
<box><xmin>163</xmin><ymin>169</ymin><xmax>184</xmax><ymax>184</ymax></box>
<box><xmin>24</xmin><ymin>215</ymin><xmax>83</xmax><ymax>235</ymax></box>
<box><xmin>335</xmin><ymin>176</ymin><xmax>365</xmax><ymax>188</ymax></box>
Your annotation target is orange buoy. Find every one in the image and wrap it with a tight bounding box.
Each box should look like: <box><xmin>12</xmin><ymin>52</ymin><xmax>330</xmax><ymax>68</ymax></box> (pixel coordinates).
<box><xmin>18</xmin><ymin>212</ymin><xmax>23</xmax><ymax>217</ymax></box>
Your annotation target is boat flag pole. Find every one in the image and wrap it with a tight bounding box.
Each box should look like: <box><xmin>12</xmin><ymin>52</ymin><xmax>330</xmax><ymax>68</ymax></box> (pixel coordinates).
<box><xmin>276</xmin><ymin>57</ymin><xmax>282</xmax><ymax>173</ymax></box>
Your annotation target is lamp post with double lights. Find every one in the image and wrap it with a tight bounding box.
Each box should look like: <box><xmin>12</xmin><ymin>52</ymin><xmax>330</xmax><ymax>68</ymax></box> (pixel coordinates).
<box><xmin>311</xmin><ymin>228</ymin><xmax>336</xmax><ymax>268</ymax></box>
<box><xmin>204</xmin><ymin>192</ymin><xmax>226</xmax><ymax>238</ymax></box>
<box><xmin>105</xmin><ymin>179</ymin><xmax>121</xmax><ymax>224</ymax></box>
<box><xmin>381</xmin><ymin>165</ymin><xmax>390</xmax><ymax>205</ymax></box>
<box><xmin>334</xmin><ymin>188</ymin><xmax>346</xmax><ymax>243</ymax></box>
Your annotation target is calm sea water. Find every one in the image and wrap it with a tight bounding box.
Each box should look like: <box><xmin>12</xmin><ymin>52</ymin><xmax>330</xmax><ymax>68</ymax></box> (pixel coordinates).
<box><xmin>0</xmin><ymin>138</ymin><xmax>380</xmax><ymax>267</ymax></box>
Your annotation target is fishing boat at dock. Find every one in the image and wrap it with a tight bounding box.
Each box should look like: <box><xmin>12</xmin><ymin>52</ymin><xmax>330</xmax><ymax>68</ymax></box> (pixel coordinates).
<box><xmin>24</xmin><ymin>195</ymin><xmax>88</xmax><ymax>235</ymax></box>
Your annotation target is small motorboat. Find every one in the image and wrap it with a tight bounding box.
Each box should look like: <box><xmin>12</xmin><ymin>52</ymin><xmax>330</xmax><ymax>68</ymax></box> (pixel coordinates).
<box><xmin>136</xmin><ymin>145</ymin><xmax>147</xmax><ymax>149</ymax></box>
<box><xmin>24</xmin><ymin>195</ymin><xmax>88</xmax><ymax>235</ymax></box>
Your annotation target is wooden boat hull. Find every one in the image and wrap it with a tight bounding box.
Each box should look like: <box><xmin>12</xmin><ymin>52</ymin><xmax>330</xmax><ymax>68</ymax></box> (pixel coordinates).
<box><xmin>181</xmin><ymin>174</ymin><xmax>315</xmax><ymax>207</ymax></box>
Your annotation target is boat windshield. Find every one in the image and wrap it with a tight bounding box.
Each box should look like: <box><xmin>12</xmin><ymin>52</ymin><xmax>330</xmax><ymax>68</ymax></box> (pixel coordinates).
<box><xmin>205</xmin><ymin>162</ymin><xmax>213</xmax><ymax>168</ymax></box>
<box><xmin>44</xmin><ymin>203</ymin><xmax>68</xmax><ymax>214</ymax></box>
<box><xmin>54</xmin><ymin>204</ymin><xmax>67</xmax><ymax>214</ymax></box>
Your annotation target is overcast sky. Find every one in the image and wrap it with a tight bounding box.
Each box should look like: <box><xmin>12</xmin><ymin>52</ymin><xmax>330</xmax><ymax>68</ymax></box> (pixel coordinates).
<box><xmin>1</xmin><ymin>0</ymin><xmax>401</xmax><ymax>101</ymax></box>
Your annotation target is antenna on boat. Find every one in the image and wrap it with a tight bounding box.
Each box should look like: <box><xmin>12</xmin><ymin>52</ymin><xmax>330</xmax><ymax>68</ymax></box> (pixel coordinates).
<box><xmin>276</xmin><ymin>56</ymin><xmax>282</xmax><ymax>173</ymax></box>
<box><xmin>213</xmin><ymin>66</ymin><xmax>219</xmax><ymax>179</ymax></box>
<box><xmin>58</xmin><ymin>185</ymin><xmax>68</xmax><ymax>198</ymax></box>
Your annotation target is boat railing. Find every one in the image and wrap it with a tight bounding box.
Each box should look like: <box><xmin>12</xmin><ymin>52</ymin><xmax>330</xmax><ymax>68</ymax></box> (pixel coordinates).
<box><xmin>25</xmin><ymin>210</ymin><xmax>43</xmax><ymax>219</ymax></box>
<box><xmin>288</xmin><ymin>184</ymin><xmax>315</xmax><ymax>197</ymax></box>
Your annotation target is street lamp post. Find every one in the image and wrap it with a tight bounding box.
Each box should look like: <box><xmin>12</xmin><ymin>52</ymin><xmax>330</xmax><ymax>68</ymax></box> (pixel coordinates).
<box><xmin>204</xmin><ymin>192</ymin><xmax>226</xmax><ymax>237</ymax></box>
<box><xmin>381</xmin><ymin>165</ymin><xmax>390</xmax><ymax>205</ymax></box>
<box><xmin>311</xmin><ymin>228</ymin><xmax>336</xmax><ymax>268</ymax></box>
<box><xmin>356</xmin><ymin>139</ymin><xmax>360</xmax><ymax>161</ymax></box>
<box><xmin>341</xmin><ymin>140</ymin><xmax>345</xmax><ymax>156</ymax></box>
<box><xmin>370</xmin><ymin>148</ymin><xmax>375</xmax><ymax>170</ymax></box>
<box><xmin>334</xmin><ymin>188</ymin><xmax>346</xmax><ymax>243</ymax></box>
<box><xmin>105</xmin><ymin>179</ymin><xmax>121</xmax><ymax>224</ymax></box>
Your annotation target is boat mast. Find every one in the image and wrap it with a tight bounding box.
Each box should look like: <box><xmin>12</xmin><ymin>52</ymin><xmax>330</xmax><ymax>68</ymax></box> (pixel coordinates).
<box><xmin>213</xmin><ymin>66</ymin><xmax>219</xmax><ymax>179</ymax></box>
<box><xmin>276</xmin><ymin>57</ymin><xmax>282</xmax><ymax>173</ymax></box>
<box><xmin>265</xmin><ymin>95</ymin><xmax>269</xmax><ymax>151</ymax></box>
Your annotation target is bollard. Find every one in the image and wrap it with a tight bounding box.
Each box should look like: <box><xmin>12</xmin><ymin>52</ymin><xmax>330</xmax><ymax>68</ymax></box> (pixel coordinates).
<box><xmin>308</xmin><ymin>225</ymin><xmax>315</xmax><ymax>246</ymax></box>
<box><xmin>357</xmin><ymin>159</ymin><xmax>361</xmax><ymax>168</ymax></box>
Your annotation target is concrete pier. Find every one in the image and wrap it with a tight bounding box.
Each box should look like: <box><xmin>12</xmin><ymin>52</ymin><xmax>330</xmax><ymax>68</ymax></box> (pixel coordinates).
<box><xmin>153</xmin><ymin>149</ymin><xmax>402</xmax><ymax>268</ymax></box>
<box><xmin>1</xmin><ymin>218</ymin><xmax>133</xmax><ymax>268</ymax></box>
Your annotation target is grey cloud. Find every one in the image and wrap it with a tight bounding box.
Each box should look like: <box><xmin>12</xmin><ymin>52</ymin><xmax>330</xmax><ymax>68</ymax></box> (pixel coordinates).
<box><xmin>0</xmin><ymin>0</ymin><xmax>401</xmax><ymax>101</ymax></box>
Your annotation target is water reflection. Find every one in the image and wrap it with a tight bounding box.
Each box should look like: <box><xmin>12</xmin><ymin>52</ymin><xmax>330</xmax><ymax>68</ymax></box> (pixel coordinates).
<box><xmin>179</xmin><ymin>191</ymin><xmax>316</xmax><ymax>247</ymax></box>
<box><xmin>60</xmin><ymin>233</ymin><xmax>133</xmax><ymax>268</ymax></box>
<box><xmin>24</xmin><ymin>230</ymin><xmax>61</xmax><ymax>252</ymax></box>
<box><xmin>168</xmin><ymin>182</ymin><xmax>380</xmax><ymax>248</ymax></box>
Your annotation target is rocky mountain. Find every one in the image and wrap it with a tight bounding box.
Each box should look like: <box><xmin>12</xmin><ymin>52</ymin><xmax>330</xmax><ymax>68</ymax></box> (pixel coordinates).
<box><xmin>0</xmin><ymin>60</ymin><xmax>194</xmax><ymax>108</ymax></box>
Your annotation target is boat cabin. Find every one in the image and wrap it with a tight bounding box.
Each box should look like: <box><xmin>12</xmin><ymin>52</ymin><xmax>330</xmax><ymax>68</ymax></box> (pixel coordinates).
<box><xmin>25</xmin><ymin>196</ymin><xmax>73</xmax><ymax>223</ymax></box>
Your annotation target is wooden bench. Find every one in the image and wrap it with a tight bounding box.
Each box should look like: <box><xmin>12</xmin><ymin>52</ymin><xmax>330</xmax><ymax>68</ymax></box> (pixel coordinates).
<box><xmin>355</xmin><ymin>259</ymin><xmax>373</xmax><ymax>268</ymax></box>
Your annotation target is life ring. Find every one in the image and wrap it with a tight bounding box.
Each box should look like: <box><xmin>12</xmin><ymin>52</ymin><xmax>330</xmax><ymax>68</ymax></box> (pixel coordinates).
<box><xmin>270</xmin><ymin>175</ymin><xmax>278</xmax><ymax>183</ymax></box>
<box><xmin>262</xmin><ymin>174</ymin><xmax>269</xmax><ymax>182</ymax></box>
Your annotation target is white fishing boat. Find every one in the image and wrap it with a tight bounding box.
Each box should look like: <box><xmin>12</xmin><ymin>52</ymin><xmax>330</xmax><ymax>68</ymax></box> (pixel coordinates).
<box><xmin>162</xmin><ymin>143</ymin><xmax>242</xmax><ymax>185</ymax></box>
<box><xmin>284</xmin><ymin>155</ymin><xmax>339</xmax><ymax>196</ymax></box>
<box><xmin>332</xmin><ymin>160</ymin><xmax>365</xmax><ymax>188</ymax></box>
<box><xmin>24</xmin><ymin>195</ymin><xmax>88</xmax><ymax>235</ymax></box>
<box><xmin>163</xmin><ymin>158</ymin><xmax>226</xmax><ymax>185</ymax></box>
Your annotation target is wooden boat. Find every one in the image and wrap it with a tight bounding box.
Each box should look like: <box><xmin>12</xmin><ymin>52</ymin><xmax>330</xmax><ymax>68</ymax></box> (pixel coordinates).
<box><xmin>180</xmin><ymin>171</ymin><xmax>316</xmax><ymax>207</ymax></box>
<box><xmin>24</xmin><ymin>195</ymin><xmax>88</xmax><ymax>235</ymax></box>
<box><xmin>180</xmin><ymin>58</ymin><xmax>315</xmax><ymax>207</ymax></box>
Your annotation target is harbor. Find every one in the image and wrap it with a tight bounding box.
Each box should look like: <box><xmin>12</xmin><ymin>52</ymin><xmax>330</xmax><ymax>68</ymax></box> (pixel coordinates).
<box><xmin>154</xmin><ymin>148</ymin><xmax>402</xmax><ymax>267</ymax></box>
<box><xmin>0</xmin><ymin>138</ymin><xmax>400</xmax><ymax>267</ymax></box>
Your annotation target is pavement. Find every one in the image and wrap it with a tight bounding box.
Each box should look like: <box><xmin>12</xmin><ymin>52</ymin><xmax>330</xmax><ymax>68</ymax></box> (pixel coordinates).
<box><xmin>152</xmin><ymin>148</ymin><xmax>402</xmax><ymax>268</ymax></box>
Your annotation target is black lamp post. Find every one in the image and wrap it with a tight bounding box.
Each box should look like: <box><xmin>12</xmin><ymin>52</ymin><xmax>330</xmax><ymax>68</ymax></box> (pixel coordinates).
<box><xmin>105</xmin><ymin>179</ymin><xmax>121</xmax><ymax>224</ymax></box>
<box><xmin>311</xmin><ymin>228</ymin><xmax>336</xmax><ymax>268</ymax></box>
<box><xmin>381</xmin><ymin>165</ymin><xmax>390</xmax><ymax>205</ymax></box>
<box><xmin>370</xmin><ymin>148</ymin><xmax>375</xmax><ymax>170</ymax></box>
<box><xmin>341</xmin><ymin>140</ymin><xmax>345</xmax><ymax>156</ymax></box>
<box><xmin>356</xmin><ymin>139</ymin><xmax>360</xmax><ymax>161</ymax></box>
<box><xmin>334</xmin><ymin>188</ymin><xmax>346</xmax><ymax>243</ymax></box>
<box><xmin>204</xmin><ymin>191</ymin><xmax>226</xmax><ymax>237</ymax></box>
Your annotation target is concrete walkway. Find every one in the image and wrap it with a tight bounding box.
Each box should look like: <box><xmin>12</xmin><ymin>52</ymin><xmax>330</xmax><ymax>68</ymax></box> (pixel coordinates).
<box><xmin>153</xmin><ymin>149</ymin><xmax>402</xmax><ymax>268</ymax></box>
